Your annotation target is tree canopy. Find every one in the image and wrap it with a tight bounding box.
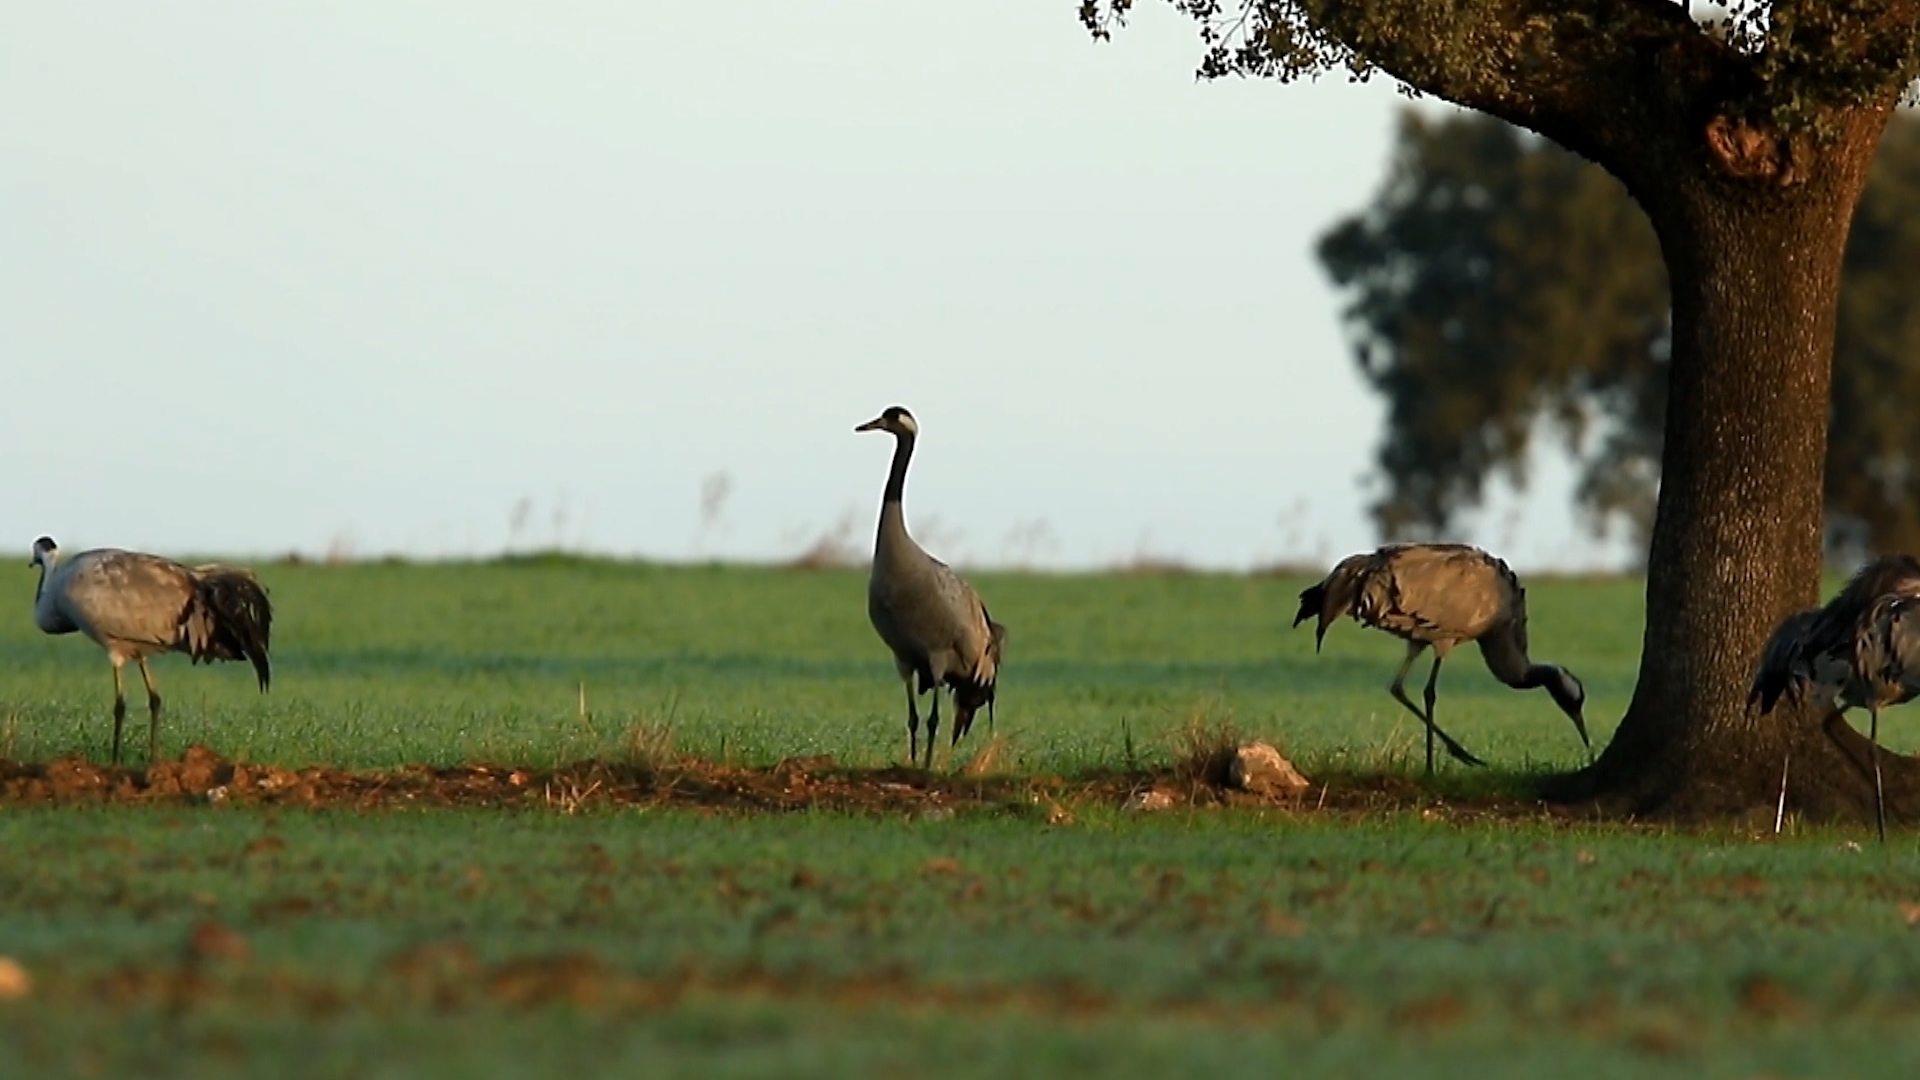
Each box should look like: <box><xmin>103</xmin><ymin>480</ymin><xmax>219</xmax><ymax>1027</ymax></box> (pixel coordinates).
<box><xmin>1082</xmin><ymin>2</ymin><xmax>1920</xmax><ymax>136</ymax></box>
<box><xmin>1318</xmin><ymin>108</ymin><xmax>1920</xmax><ymax>558</ymax></box>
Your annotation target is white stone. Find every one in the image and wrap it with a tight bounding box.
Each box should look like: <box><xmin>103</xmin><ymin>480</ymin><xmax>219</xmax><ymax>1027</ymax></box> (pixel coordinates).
<box><xmin>1229</xmin><ymin>742</ymin><xmax>1310</xmax><ymax>797</ymax></box>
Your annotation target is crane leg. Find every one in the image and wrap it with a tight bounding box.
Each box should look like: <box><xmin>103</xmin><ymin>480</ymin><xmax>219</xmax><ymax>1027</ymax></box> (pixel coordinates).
<box><xmin>1871</xmin><ymin>706</ymin><xmax>1886</xmax><ymax>844</ymax></box>
<box><xmin>1387</xmin><ymin>647</ymin><xmax>1485</xmax><ymax>775</ymax></box>
<box><xmin>1387</xmin><ymin>648</ymin><xmax>1433</xmax><ymax>774</ymax></box>
<box><xmin>137</xmin><ymin>659</ymin><xmax>164</xmax><ymax>765</ymax></box>
<box><xmin>903</xmin><ymin>680</ymin><xmax>921</xmax><ymax>767</ymax></box>
<box><xmin>925</xmin><ymin>693</ymin><xmax>941</xmax><ymax>771</ymax></box>
<box><xmin>1421</xmin><ymin>653</ymin><xmax>1485</xmax><ymax>770</ymax></box>
<box><xmin>109</xmin><ymin>661</ymin><xmax>128</xmax><ymax>766</ymax></box>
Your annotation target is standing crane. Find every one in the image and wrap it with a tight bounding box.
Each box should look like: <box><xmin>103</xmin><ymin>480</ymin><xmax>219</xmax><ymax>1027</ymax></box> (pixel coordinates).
<box><xmin>856</xmin><ymin>406</ymin><xmax>1007</xmax><ymax>769</ymax></box>
<box><xmin>29</xmin><ymin>536</ymin><xmax>273</xmax><ymax>765</ymax></box>
<box><xmin>1293</xmin><ymin>543</ymin><xmax>1590</xmax><ymax>774</ymax></box>
<box><xmin>1749</xmin><ymin>554</ymin><xmax>1920</xmax><ymax>842</ymax></box>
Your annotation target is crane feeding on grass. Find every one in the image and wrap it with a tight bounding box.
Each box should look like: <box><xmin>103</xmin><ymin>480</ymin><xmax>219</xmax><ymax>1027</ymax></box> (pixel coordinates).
<box><xmin>29</xmin><ymin>536</ymin><xmax>274</xmax><ymax>765</ymax></box>
<box><xmin>1749</xmin><ymin>554</ymin><xmax>1920</xmax><ymax>842</ymax></box>
<box><xmin>856</xmin><ymin>406</ymin><xmax>1007</xmax><ymax>769</ymax></box>
<box><xmin>1292</xmin><ymin>542</ymin><xmax>1589</xmax><ymax>775</ymax></box>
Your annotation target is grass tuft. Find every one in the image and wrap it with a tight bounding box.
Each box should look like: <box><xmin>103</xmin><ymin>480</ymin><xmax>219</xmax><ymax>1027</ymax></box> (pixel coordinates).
<box><xmin>619</xmin><ymin>718</ymin><xmax>678</xmax><ymax>773</ymax></box>
<box><xmin>1169</xmin><ymin>710</ymin><xmax>1241</xmax><ymax>790</ymax></box>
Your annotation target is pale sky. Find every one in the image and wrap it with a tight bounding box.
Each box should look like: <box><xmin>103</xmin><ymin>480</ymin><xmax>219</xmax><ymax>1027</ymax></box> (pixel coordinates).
<box><xmin>0</xmin><ymin>2</ymin><xmax>1629</xmax><ymax>572</ymax></box>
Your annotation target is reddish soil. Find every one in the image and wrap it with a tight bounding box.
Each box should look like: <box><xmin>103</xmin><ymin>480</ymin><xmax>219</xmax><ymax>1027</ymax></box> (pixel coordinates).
<box><xmin>0</xmin><ymin>744</ymin><xmax>1580</xmax><ymax>823</ymax></box>
<box><xmin>27</xmin><ymin>927</ymin><xmax>1875</xmax><ymax>1034</ymax></box>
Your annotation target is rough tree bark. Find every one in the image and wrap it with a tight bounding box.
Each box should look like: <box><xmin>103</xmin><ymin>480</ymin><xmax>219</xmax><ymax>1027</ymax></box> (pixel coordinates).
<box><xmin>1089</xmin><ymin>0</ymin><xmax>1920</xmax><ymax>819</ymax></box>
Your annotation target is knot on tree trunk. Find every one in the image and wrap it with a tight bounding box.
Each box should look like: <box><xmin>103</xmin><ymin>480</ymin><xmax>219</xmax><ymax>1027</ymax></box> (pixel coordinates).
<box><xmin>1704</xmin><ymin>114</ymin><xmax>1801</xmax><ymax>186</ymax></box>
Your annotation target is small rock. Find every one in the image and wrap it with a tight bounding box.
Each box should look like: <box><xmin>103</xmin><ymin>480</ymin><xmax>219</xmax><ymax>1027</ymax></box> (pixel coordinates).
<box><xmin>0</xmin><ymin>958</ymin><xmax>30</xmax><ymax>1000</ymax></box>
<box><xmin>1124</xmin><ymin>788</ymin><xmax>1177</xmax><ymax>812</ymax></box>
<box><xmin>1228</xmin><ymin>742</ymin><xmax>1310</xmax><ymax>797</ymax></box>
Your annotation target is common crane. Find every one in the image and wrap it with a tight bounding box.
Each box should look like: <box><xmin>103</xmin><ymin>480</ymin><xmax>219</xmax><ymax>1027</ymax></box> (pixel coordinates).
<box><xmin>856</xmin><ymin>406</ymin><xmax>1007</xmax><ymax>769</ymax></box>
<box><xmin>1293</xmin><ymin>542</ymin><xmax>1589</xmax><ymax>774</ymax></box>
<box><xmin>30</xmin><ymin>536</ymin><xmax>273</xmax><ymax>765</ymax></box>
<box><xmin>1749</xmin><ymin>554</ymin><xmax>1920</xmax><ymax>841</ymax></box>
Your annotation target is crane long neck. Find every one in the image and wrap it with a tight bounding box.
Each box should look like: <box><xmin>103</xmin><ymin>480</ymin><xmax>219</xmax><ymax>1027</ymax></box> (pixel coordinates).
<box><xmin>882</xmin><ymin>431</ymin><xmax>914</xmax><ymax>506</ymax></box>
<box><xmin>31</xmin><ymin>554</ymin><xmax>69</xmax><ymax>636</ymax></box>
<box><xmin>33</xmin><ymin>555</ymin><xmax>57</xmax><ymax>605</ymax></box>
<box><xmin>1513</xmin><ymin>664</ymin><xmax>1560</xmax><ymax>691</ymax></box>
<box><xmin>874</xmin><ymin>431</ymin><xmax>919</xmax><ymax>559</ymax></box>
<box><xmin>1477</xmin><ymin>627</ymin><xmax>1538</xmax><ymax>688</ymax></box>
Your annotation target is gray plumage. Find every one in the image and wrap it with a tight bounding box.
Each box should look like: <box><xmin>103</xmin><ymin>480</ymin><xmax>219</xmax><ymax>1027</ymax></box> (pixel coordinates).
<box><xmin>1292</xmin><ymin>542</ymin><xmax>1589</xmax><ymax>774</ymax></box>
<box><xmin>1749</xmin><ymin>554</ymin><xmax>1920</xmax><ymax>841</ymax></box>
<box><xmin>856</xmin><ymin>406</ymin><xmax>1006</xmax><ymax>769</ymax></box>
<box><xmin>29</xmin><ymin>536</ymin><xmax>273</xmax><ymax>765</ymax></box>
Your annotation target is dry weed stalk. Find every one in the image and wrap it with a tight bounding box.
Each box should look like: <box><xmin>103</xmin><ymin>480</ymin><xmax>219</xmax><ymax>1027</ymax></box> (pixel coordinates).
<box><xmin>544</xmin><ymin>777</ymin><xmax>604</xmax><ymax>815</ymax></box>
<box><xmin>961</xmin><ymin>734</ymin><xmax>1012</xmax><ymax>777</ymax></box>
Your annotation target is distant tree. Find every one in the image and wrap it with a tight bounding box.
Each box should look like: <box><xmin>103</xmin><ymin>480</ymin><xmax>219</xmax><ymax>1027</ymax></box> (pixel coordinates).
<box><xmin>1081</xmin><ymin>0</ymin><xmax>1920</xmax><ymax>821</ymax></box>
<box><xmin>1827</xmin><ymin>115</ymin><xmax>1920</xmax><ymax>557</ymax></box>
<box><xmin>1318</xmin><ymin>110</ymin><xmax>1920</xmax><ymax>560</ymax></box>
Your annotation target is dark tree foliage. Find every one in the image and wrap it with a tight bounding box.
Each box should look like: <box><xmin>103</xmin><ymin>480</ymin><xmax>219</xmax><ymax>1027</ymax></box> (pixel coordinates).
<box><xmin>1319</xmin><ymin>110</ymin><xmax>1920</xmax><ymax>557</ymax></box>
<box><xmin>1828</xmin><ymin>115</ymin><xmax>1920</xmax><ymax>555</ymax></box>
<box><xmin>1083</xmin><ymin>0</ymin><xmax>1920</xmax><ymax>821</ymax></box>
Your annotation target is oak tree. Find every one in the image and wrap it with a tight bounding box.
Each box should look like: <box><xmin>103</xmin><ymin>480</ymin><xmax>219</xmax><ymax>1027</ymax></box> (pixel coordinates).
<box><xmin>1083</xmin><ymin>0</ymin><xmax>1920</xmax><ymax>817</ymax></box>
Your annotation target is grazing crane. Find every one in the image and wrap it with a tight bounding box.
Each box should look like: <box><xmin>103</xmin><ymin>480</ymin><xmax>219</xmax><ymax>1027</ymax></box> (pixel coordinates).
<box><xmin>29</xmin><ymin>536</ymin><xmax>273</xmax><ymax>765</ymax></box>
<box><xmin>1293</xmin><ymin>543</ymin><xmax>1590</xmax><ymax>775</ymax></box>
<box><xmin>856</xmin><ymin>406</ymin><xmax>1007</xmax><ymax>769</ymax></box>
<box><xmin>1749</xmin><ymin>554</ymin><xmax>1920</xmax><ymax>842</ymax></box>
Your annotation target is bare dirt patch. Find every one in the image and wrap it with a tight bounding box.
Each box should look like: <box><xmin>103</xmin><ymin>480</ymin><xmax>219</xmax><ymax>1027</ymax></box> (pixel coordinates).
<box><xmin>0</xmin><ymin>744</ymin><xmax>1573</xmax><ymax>823</ymax></box>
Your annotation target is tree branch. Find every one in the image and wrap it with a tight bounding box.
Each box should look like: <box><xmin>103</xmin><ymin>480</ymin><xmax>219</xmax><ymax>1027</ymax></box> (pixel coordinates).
<box><xmin>1083</xmin><ymin>0</ymin><xmax>1918</xmax><ymax>186</ymax></box>
<box><xmin>1295</xmin><ymin>0</ymin><xmax>1722</xmax><ymax>158</ymax></box>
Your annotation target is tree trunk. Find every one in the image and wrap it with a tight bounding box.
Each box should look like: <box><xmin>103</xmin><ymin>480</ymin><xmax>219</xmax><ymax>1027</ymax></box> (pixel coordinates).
<box><xmin>1543</xmin><ymin>108</ymin><xmax>1912</xmax><ymax>821</ymax></box>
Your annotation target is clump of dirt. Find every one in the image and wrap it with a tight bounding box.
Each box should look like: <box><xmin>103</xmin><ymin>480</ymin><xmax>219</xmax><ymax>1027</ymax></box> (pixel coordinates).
<box><xmin>0</xmin><ymin>744</ymin><xmax>1573</xmax><ymax>823</ymax></box>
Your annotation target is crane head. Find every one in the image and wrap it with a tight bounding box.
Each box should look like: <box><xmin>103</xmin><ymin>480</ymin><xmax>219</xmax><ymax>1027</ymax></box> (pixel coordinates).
<box><xmin>855</xmin><ymin>406</ymin><xmax>918</xmax><ymax>437</ymax></box>
<box><xmin>1545</xmin><ymin>666</ymin><xmax>1590</xmax><ymax>751</ymax></box>
<box><xmin>28</xmin><ymin>536</ymin><xmax>57</xmax><ymax>569</ymax></box>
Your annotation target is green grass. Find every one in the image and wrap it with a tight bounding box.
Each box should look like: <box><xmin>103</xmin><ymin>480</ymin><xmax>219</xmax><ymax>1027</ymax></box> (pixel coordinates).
<box><xmin>5</xmin><ymin>808</ymin><xmax>1920</xmax><ymax>1079</ymax></box>
<box><xmin>2</xmin><ymin>558</ymin><xmax>1644</xmax><ymax>772</ymax></box>
<box><xmin>7</xmin><ymin>558</ymin><xmax>1919</xmax><ymax>1078</ymax></box>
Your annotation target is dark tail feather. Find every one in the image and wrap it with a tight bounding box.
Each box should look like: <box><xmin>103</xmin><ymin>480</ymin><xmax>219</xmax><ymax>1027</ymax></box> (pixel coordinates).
<box><xmin>985</xmin><ymin>618</ymin><xmax>1008</xmax><ymax>665</ymax></box>
<box><xmin>183</xmin><ymin>568</ymin><xmax>274</xmax><ymax>691</ymax></box>
<box><xmin>952</xmin><ymin>618</ymin><xmax>1007</xmax><ymax>744</ymax></box>
<box><xmin>1749</xmin><ymin>665</ymin><xmax>1792</xmax><ymax>715</ymax></box>
<box><xmin>951</xmin><ymin>675</ymin><xmax>996</xmax><ymax>744</ymax></box>
<box><xmin>1292</xmin><ymin>584</ymin><xmax>1324</xmax><ymax>632</ymax></box>
<box><xmin>1750</xmin><ymin>608</ymin><xmax>1818</xmax><ymax>715</ymax></box>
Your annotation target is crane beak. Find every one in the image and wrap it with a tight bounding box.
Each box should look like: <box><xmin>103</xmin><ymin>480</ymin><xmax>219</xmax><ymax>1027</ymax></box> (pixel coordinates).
<box><xmin>854</xmin><ymin>417</ymin><xmax>885</xmax><ymax>433</ymax></box>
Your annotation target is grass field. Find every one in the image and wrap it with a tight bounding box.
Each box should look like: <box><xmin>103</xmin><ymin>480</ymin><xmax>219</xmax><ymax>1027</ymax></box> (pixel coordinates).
<box><xmin>2</xmin><ymin>557</ymin><xmax>1642</xmax><ymax>772</ymax></box>
<box><xmin>5</xmin><ymin>558</ymin><xmax>1920</xmax><ymax>1078</ymax></box>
